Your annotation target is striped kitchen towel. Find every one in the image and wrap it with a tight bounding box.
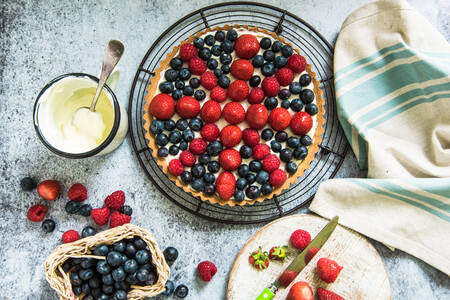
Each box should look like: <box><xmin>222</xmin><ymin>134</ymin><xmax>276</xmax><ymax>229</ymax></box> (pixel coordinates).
<box><xmin>309</xmin><ymin>0</ymin><xmax>450</xmax><ymax>275</ymax></box>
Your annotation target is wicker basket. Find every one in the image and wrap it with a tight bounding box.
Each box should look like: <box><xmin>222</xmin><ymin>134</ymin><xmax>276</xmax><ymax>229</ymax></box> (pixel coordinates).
<box><xmin>44</xmin><ymin>224</ymin><xmax>170</xmax><ymax>300</ymax></box>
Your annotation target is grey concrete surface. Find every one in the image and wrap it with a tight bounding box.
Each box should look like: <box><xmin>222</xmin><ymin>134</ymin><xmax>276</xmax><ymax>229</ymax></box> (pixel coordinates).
<box><xmin>1</xmin><ymin>0</ymin><xmax>449</xmax><ymax>299</ymax></box>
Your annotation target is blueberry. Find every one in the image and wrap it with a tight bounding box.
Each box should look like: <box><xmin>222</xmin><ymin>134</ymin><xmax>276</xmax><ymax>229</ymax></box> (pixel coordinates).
<box><xmin>94</xmin><ymin>245</ymin><xmax>109</xmax><ymax>256</ymax></box>
<box><xmin>191</xmin><ymin>178</ymin><xmax>205</xmax><ymax>191</ymax></box>
<box><xmin>20</xmin><ymin>177</ymin><xmax>37</xmax><ymax>191</ymax></box>
<box><xmin>281</xmin><ymin>99</ymin><xmax>290</xmax><ymax>109</ymax></box>
<box><xmin>293</xmin><ymin>145</ymin><xmax>308</xmax><ymax>159</ymax></box>
<box><xmin>172</xmin><ymin>89</ymin><xmax>182</xmax><ymax>100</ymax></box>
<box><xmin>125</xmin><ymin>243</ymin><xmax>137</xmax><ymax>257</ymax></box>
<box><xmin>234</xmin><ymin>190</ymin><xmax>245</xmax><ymax>202</ymax></box>
<box><xmin>70</xmin><ymin>272</ymin><xmax>82</xmax><ymax>286</ymax></box>
<box><xmin>169</xmin><ymin>131</ymin><xmax>182</xmax><ymax>144</ymax></box>
<box><xmin>91</xmin><ymin>288</ymin><xmax>102</xmax><ymax>299</ymax></box>
<box><xmin>164</xmin><ymin>119</ymin><xmax>176</xmax><ymax>131</ymax></box>
<box><xmin>281</xmin><ymin>45</ymin><xmax>293</xmax><ymax>57</ymax></box>
<box><xmin>125</xmin><ymin>272</ymin><xmax>138</xmax><ymax>284</ymax></box>
<box><xmin>275</xmin><ymin>131</ymin><xmax>288</xmax><ymax>142</ymax></box>
<box><xmin>290</xmin><ymin>98</ymin><xmax>304</xmax><ymax>112</ymax></box>
<box><xmin>264</xmin><ymin>96</ymin><xmax>278</xmax><ymax>110</ymax></box>
<box><xmin>238</xmin><ymin>164</ymin><xmax>250</xmax><ymax>178</ymax></box>
<box><xmin>206</xmin><ymin>141</ymin><xmax>223</xmax><ymax>156</ymax></box>
<box><xmin>261</xmin><ymin>183</ymin><xmax>273</xmax><ymax>195</ymax></box>
<box><xmin>305</xmin><ymin>103</ymin><xmax>318</xmax><ymax>115</ymax></box>
<box><xmin>300</xmin><ymin>89</ymin><xmax>315</xmax><ymax>104</ymax></box>
<box><xmin>165</xmin><ymin>69</ymin><xmax>178</xmax><ymax>82</ymax></box>
<box><xmin>239</xmin><ymin>145</ymin><xmax>252</xmax><ymax>159</ymax></box>
<box><xmin>203</xmin><ymin>173</ymin><xmax>215</xmax><ymax>184</ymax></box>
<box><xmin>150</xmin><ymin>120</ymin><xmax>164</xmax><ymax>134</ymax></box>
<box><xmin>198</xmin><ymin>47</ymin><xmax>211</xmax><ymax>60</ymax></box>
<box><xmin>102</xmin><ymin>273</ymin><xmax>114</xmax><ymax>285</ymax></box>
<box><xmin>102</xmin><ymin>284</ymin><xmax>114</xmax><ymax>295</ymax></box>
<box><xmin>205</xmin><ymin>35</ymin><xmax>215</xmax><ymax>46</ymax></box>
<box><xmin>182</xmin><ymin>129</ymin><xmax>195</xmax><ymax>142</ymax></box>
<box><xmin>299</xmin><ymin>74</ymin><xmax>312</xmax><ymax>86</ymax></box>
<box><xmin>249</xmin><ymin>160</ymin><xmax>262</xmax><ymax>172</ymax></box>
<box><xmin>169</xmin><ymin>145</ymin><xmax>179</xmax><ymax>155</ymax></box>
<box><xmin>113</xmin><ymin>281</ymin><xmax>129</xmax><ymax>292</ymax></box>
<box><xmin>183</xmin><ymin>86</ymin><xmax>194</xmax><ymax>96</ymax></box>
<box><xmin>207</xmin><ymin>58</ymin><xmax>218</xmax><ymax>70</ymax></box>
<box><xmin>135</xmin><ymin>250</ymin><xmax>150</xmax><ymax>265</ymax></box>
<box><xmin>263</xmin><ymin>50</ymin><xmax>275</xmax><ymax>61</ymax></box>
<box><xmin>214</xmin><ymin>30</ymin><xmax>226</xmax><ymax>42</ymax></box>
<box><xmin>163</xmin><ymin>247</ymin><xmax>179</xmax><ymax>263</ymax></box>
<box><xmin>256</xmin><ymin>170</ymin><xmax>269</xmax><ymax>184</ymax></box>
<box><xmin>204</xmin><ymin>184</ymin><xmax>215</xmax><ymax>195</ymax></box>
<box><xmin>81</xmin><ymin>226</ymin><xmax>97</xmax><ymax>238</ymax></box>
<box><xmin>112</xmin><ymin>267</ymin><xmax>126</xmax><ymax>282</ymax></box>
<box><xmin>42</xmin><ymin>219</ymin><xmax>55</xmax><ymax>233</ymax></box>
<box><xmin>163</xmin><ymin>280</ymin><xmax>175</xmax><ymax>295</ymax></box>
<box><xmin>226</xmin><ymin>29</ymin><xmax>238</xmax><ymax>41</ymax></box>
<box><xmin>236</xmin><ymin>178</ymin><xmax>247</xmax><ymax>190</ymax></box>
<box><xmin>189</xmin><ymin>78</ymin><xmax>200</xmax><ymax>89</ymax></box>
<box><xmin>246</xmin><ymin>185</ymin><xmax>261</xmax><ymax>199</ymax></box>
<box><xmin>113</xmin><ymin>290</ymin><xmax>127</xmax><ymax>300</ymax></box>
<box><xmin>178</xmin><ymin>68</ymin><xmax>191</xmax><ymax>80</ymax></box>
<box><xmin>170</xmin><ymin>57</ymin><xmax>183</xmax><ymax>70</ymax></box>
<box><xmin>157</xmin><ymin>147</ymin><xmax>169</xmax><ymax>158</ymax></box>
<box><xmin>259</xmin><ymin>37</ymin><xmax>272</xmax><ymax>49</ymax></box>
<box><xmin>280</xmin><ymin>148</ymin><xmax>293</xmax><ymax>162</ymax></box>
<box><xmin>78</xmin><ymin>203</ymin><xmax>92</xmax><ymax>216</ymax></box>
<box><xmin>261</xmin><ymin>128</ymin><xmax>274</xmax><ymax>141</ymax></box>
<box><xmin>261</xmin><ymin>63</ymin><xmax>276</xmax><ymax>76</ymax></box>
<box><xmin>175</xmin><ymin>79</ymin><xmax>185</xmax><ymax>90</ymax></box>
<box><xmin>175</xmin><ymin>284</ymin><xmax>189</xmax><ymax>298</ymax></box>
<box><xmin>249</xmin><ymin>75</ymin><xmax>261</xmax><ymax>87</ymax></box>
<box><xmin>159</xmin><ymin>81</ymin><xmax>174</xmax><ymax>94</ymax></box>
<box><xmin>61</xmin><ymin>260</ymin><xmax>73</xmax><ymax>272</ymax></box>
<box><xmin>300</xmin><ymin>135</ymin><xmax>312</xmax><ymax>146</ymax></box>
<box><xmin>286</xmin><ymin>161</ymin><xmax>298</xmax><ymax>174</ymax></box>
<box><xmin>211</xmin><ymin>44</ymin><xmax>222</xmax><ymax>56</ymax></box>
<box><xmin>246</xmin><ymin>173</ymin><xmax>256</xmax><ymax>185</ymax></box>
<box><xmin>214</xmin><ymin>68</ymin><xmax>223</xmax><ymax>78</ymax></box>
<box><xmin>65</xmin><ymin>200</ymin><xmax>80</xmax><ymax>214</ymax></box>
<box><xmin>191</xmin><ymin>164</ymin><xmax>206</xmax><ymax>178</ymax></box>
<box><xmin>82</xmin><ymin>294</ymin><xmax>94</xmax><ymax>300</ymax></box>
<box><xmin>181</xmin><ymin>171</ymin><xmax>193</xmax><ymax>183</ymax></box>
<box><xmin>274</xmin><ymin>56</ymin><xmax>287</xmax><ymax>68</ymax></box>
<box><xmin>79</xmin><ymin>268</ymin><xmax>94</xmax><ymax>281</ymax></box>
<box><xmin>134</xmin><ymin>237</ymin><xmax>147</xmax><ymax>250</ymax></box>
<box><xmin>287</xmin><ymin>137</ymin><xmax>300</xmax><ymax>148</ymax></box>
<box><xmin>221</xmin><ymin>40</ymin><xmax>234</xmax><ymax>53</ymax></box>
<box><xmin>272</xmin><ymin>41</ymin><xmax>282</xmax><ymax>52</ymax></box>
<box><xmin>179</xmin><ymin>141</ymin><xmax>188</xmax><ymax>150</ymax></box>
<box><xmin>194</xmin><ymin>89</ymin><xmax>206</xmax><ymax>101</ymax></box>
<box><xmin>194</xmin><ymin>37</ymin><xmax>204</xmax><ymax>48</ymax></box>
<box><xmin>123</xmin><ymin>259</ymin><xmax>138</xmax><ymax>274</ymax></box>
<box><xmin>218</xmin><ymin>75</ymin><xmax>230</xmax><ymax>88</ymax></box>
<box><xmin>156</xmin><ymin>133</ymin><xmax>168</xmax><ymax>146</ymax></box>
<box><xmin>120</xmin><ymin>253</ymin><xmax>128</xmax><ymax>265</ymax></box>
<box><xmin>289</xmin><ymin>82</ymin><xmax>302</xmax><ymax>94</ymax></box>
<box><xmin>270</xmin><ymin>140</ymin><xmax>282</xmax><ymax>152</ymax></box>
<box><xmin>73</xmin><ymin>286</ymin><xmax>82</xmax><ymax>296</ymax></box>
<box><xmin>221</xmin><ymin>64</ymin><xmax>231</xmax><ymax>74</ymax></box>
<box><xmin>81</xmin><ymin>282</ymin><xmax>91</xmax><ymax>295</ymax></box>
<box><xmin>107</xmin><ymin>251</ymin><xmax>122</xmax><ymax>267</ymax></box>
<box><xmin>89</xmin><ymin>276</ymin><xmax>102</xmax><ymax>289</ymax></box>
<box><xmin>252</xmin><ymin>55</ymin><xmax>264</xmax><ymax>67</ymax></box>
<box><xmin>189</xmin><ymin>118</ymin><xmax>203</xmax><ymax>131</ymax></box>
<box><xmin>176</xmin><ymin>119</ymin><xmax>188</xmax><ymax>131</ymax></box>
<box><xmin>220</xmin><ymin>53</ymin><xmax>232</xmax><ymax>65</ymax></box>
<box><xmin>207</xmin><ymin>161</ymin><xmax>220</xmax><ymax>173</ymax></box>
<box><xmin>279</xmin><ymin>88</ymin><xmax>291</xmax><ymax>100</ymax></box>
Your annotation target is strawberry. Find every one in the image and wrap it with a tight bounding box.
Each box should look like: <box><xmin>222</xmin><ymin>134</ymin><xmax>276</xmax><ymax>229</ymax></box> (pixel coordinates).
<box><xmin>210</xmin><ymin>86</ymin><xmax>227</xmax><ymax>103</ymax></box>
<box><xmin>279</xmin><ymin>270</ymin><xmax>298</xmax><ymax>287</ymax></box>
<box><xmin>37</xmin><ymin>180</ymin><xmax>60</xmax><ymax>201</ymax></box>
<box><xmin>317</xmin><ymin>258</ymin><xmax>343</xmax><ymax>283</ymax></box>
<box><xmin>290</xmin><ymin>229</ymin><xmax>311</xmax><ymax>250</ymax></box>
<box><xmin>230</xmin><ymin>59</ymin><xmax>254</xmax><ymax>80</ymax></box>
<box><xmin>189</xmin><ymin>138</ymin><xmax>207</xmax><ymax>155</ymax></box>
<box><xmin>222</xmin><ymin>102</ymin><xmax>245</xmax><ymax>125</ymax></box>
<box><xmin>252</xmin><ymin>143</ymin><xmax>270</xmax><ymax>160</ymax></box>
<box><xmin>290</xmin><ymin>112</ymin><xmax>313</xmax><ymax>135</ymax></box>
<box><xmin>189</xmin><ymin>56</ymin><xmax>207</xmax><ymax>75</ymax></box>
<box><xmin>179</xmin><ymin>43</ymin><xmax>197</xmax><ymax>61</ymax></box>
<box><xmin>316</xmin><ymin>288</ymin><xmax>344</xmax><ymax>300</ymax></box>
<box><xmin>275</xmin><ymin>67</ymin><xmax>294</xmax><ymax>86</ymax></box>
<box><xmin>261</xmin><ymin>76</ymin><xmax>280</xmax><ymax>97</ymax></box>
<box><xmin>269</xmin><ymin>169</ymin><xmax>287</xmax><ymax>187</ymax></box>
<box><xmin>242</xmin><ymin>129</ymin><xmax>260</xmax><ymax>147</ymax></box>
<box><xmin>168</xmin><ymin>159</ymin><xmax>184</xmax><ymax>176</ymax></box>
<box><xmin>200</xmin><ymin>100</ymin><xmax>221</xmax><ymax>123</ymax></box>
<box><xmin>248</xmin><ymin>247</ymin><xmax>269</xmax><ymax>270</ymax></box>
<box><xmin>268</xmin><ymin>245</ymin><xmax>288</xmax><ymax>261</ymax></box>
<box><xmin>262</xmin><ymin>154</ymin><xmax>280</xmax><ymax>172</ymax></box>
<box><xmin>26</xmin><ymin>204</ymin><xmax>47</xmax><ymax>222</ymax></box>
<box><xmin>62</xmin><ymin>230</ymin><xmax>80</xmax><ymax>244</ymax></box>
<box><xmin>179</xmin><ymin>150</ymin><xmax>196</xmax><ymax>167</ymax></box>
<box><xmin>234</xmin><ymin>34</ymin><xmax>260</xmax><ymax>59</ymax></box>
<box><xmin>67</xmin><ymin>183</ymin><xmax>87</xmax><ymax>202</ymax></box>
<box><xmin>269</xmin><ymin>107</ymin><xmax>292</xmax><ymax>131</ymax></box>
<box><xmin>104</xmin><ymin>190</ymin><xmax>125</xmax><ymax>210</ymax></box>
<box><xmin>305</xmin><ymin>247</ymin><xmax>319</xmax><ymax>264</ymax></box>
<box><xmin>91</xmin><ymin>207</ymin><xmax>111</xmax><ymax>226</ymax></box>
<box><xmin>227</xmin><ymin>80</ymin><xmax>249</xmax><ymax>101</ymax></box>
<box><xmin>248</xmin><ymin>87</ymin><xmax>265</xmax><ymax>104</ymax></box>
<box><xmin>219</xmin><ymin>148</ymin><xmax>242</xmax><ymax>171</ymax></box>
<box><xmin>175</xmin><ymin>96</ymin><xmax>200</xmax><ymax>119</ymax></box>
<box><xmin>149</xmin><ymin>94</ymin><xmax>175</xmax><ymax>120</ymax></box>
<box><xmin>216</xmin><ymin>171</ymin><xmax>236</xmax><ymax>200</ymax></box>
<box><xmin>246</xmin><ymin>104</ymin><xmax>268</xmax><ymax>129</ymax></box>
<box><xmin>200</xmin><ymin>123</ymin><xmax>220</xmax><ymax>142</ymax></box>
<box><xmin>197</xmin><ymin>261</ymin><xmax>217</xmax><ymax>282</ymax></box>
<box><xmin>200</xmin><ymin>71</ymin><xmax>218</xmax><ymax>90</ymax></box>
<box><xmin>287</xmin><ymin>282</ymin><xmax>313</xmax><ymax>300</ymax></box>
<box><xmin>287</xmin><ymin>54</ymin><xmax>306</xmax><ymax>73</ymax></box>
<box><xmin>110</xmin><ymin>211</ymin><xmax>131</xmax><ymax>228</ymax></box>
<box><xmin>220</xmin><ymin>125</ymin><xmax>242</xmax><ymax>148</ymax></box>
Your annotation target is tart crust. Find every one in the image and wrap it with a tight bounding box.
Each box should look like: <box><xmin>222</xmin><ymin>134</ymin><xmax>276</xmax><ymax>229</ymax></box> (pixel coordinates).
<box><xmin>143</xmin><ymin>24</ymin><xmax>325</xmax><ymax>207</ymax></box>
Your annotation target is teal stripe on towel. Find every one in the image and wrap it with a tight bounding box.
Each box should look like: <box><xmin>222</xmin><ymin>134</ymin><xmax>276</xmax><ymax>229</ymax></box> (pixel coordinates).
<box><xmin>406</xmin><ymin>178</ymin><xmax>450</xmax><ymax>200</ymax></box>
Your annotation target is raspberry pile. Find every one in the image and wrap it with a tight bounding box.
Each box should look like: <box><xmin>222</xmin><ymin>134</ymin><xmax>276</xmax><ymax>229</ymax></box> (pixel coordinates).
<box><xmin>149</xmin><ymin>28</ymin><xmax>319</xmax><ymax>202</ymax></box>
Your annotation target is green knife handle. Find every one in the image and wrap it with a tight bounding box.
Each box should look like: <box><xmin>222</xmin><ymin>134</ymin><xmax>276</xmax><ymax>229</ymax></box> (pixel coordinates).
<box><xmin>256</xmin><ymin>287</ymin><xmax>275</xmax><ymax>300</ymax></box>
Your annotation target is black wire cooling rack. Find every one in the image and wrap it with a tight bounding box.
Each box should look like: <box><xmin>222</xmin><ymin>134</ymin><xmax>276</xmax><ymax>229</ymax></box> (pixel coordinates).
<box><xmin>128</xmin><ymin>2</ymin><xmax>349</xmax><ymax>224</ymax></box>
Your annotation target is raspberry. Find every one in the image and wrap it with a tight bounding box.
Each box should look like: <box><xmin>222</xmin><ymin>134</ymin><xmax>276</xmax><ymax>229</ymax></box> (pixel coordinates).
<box><xmin>200</xmin><ymin>100</ymin><xmax>221</xmax><ymax>123</ymax></box>
<box><xmin>219</xmin><ymin>148</ymin><xmax>242</xmax><ymax>171</ymax></box>
<box><xmin>227</xmin><ymin>80</ymin><xmax>249</xmax><ymax>101</ymax></box>
<box><xmin>252</xmin><ymin>143</ymin><xmax>270</xmax><ymax>160</ymax></box>
<box><xmin>317</xmin><ymin>258</ymin><xmax>343</xmax><ymax>283</ymax></box>
<box><xmin>179</xmin><ymin>43</ymin><xmax>197</xmax><ymax>61</ymax></box>
<box><xmin>305</xmin><ymin>247</ymin><xmax>319</xmax><ymax>264</ymax></box>
<box><xmin>189</xmin><ymin>138</ymin><xmax>207</xmax><ymax>155</ymax></box>
<box><xmin>189</xmin><ymin>56</ymin><xmax>207</xmax><ymax>75</ymax></box>
<box><xmin>200</xmin><ymin>71</ymin><xmax>218</xmax><ymax>90</ymax></box>
<box><xmin>104</xmin><ymin>190</ymin><xmax>125</xmax><ymax>210</ymax></box>
<box><xmin>220</xmin><ymin>125</ymin><xmax>242</xmax><ymax>148</ymax></box>
<box><xmin>26</xmin><ymin>204</ymin><xmax>47</xmax><ymax>222</ymax></box>
<box><xmin>262</xmin><ymin>154</ymin><xmax>280</xmax><ymax>172</ymax></box>
<box><xmin>269</xmin><ymin>169</ymin><xmax>287</xmax><ymax>187</ymax></box>
<box><xmin>176</xmin><ymin>96</ymin><xmax>200</xmax><ymax>119</ymax></box>
<box><xmin>234</xmin><ymin>34</ymin><xmax>260</xmax><ymax>59</ymax></box>
<box><xmin>216</xmin><ymin>171</ymin><xmax>236</xmax><ymax>200</ymax></box>
<box><xmin>290</xmin><ymin>111</ymin><xmax>313</xmax><ymax>135</ymax></box>
<box><xmin>197</xmin><ymin>261</ymin><xmax>217</xmax><ymax>282</ymax></box>
<box><xmin>261</xmin><ymin>76</ymin><xmax>280</xmax><ymax>97</ymax></box>
<box><xmin>37</xmin><ymin>180</ymin><xmax>60</xmax><ymax>201</ymax></box>
<box><xmin>275</xmin><ymin>67</ymin><xmax>294</xmax><ymax>86</ymax></box>
<box><xmin>248</xmin><ymin>87</ymin><xmax>265</xmax><ymax>104</ymax></box>
<box><xmin>67</xmin><ymin>183</ymin><xmax>87</xmax><ymax>202</ymax></box>
<box><xmin>230</xmin><ymin>59</ymin><xmax>254</xmax><ymax>80</ymax></box>
<box><xmin>62</xmin><ymin>230</ymin><xmax>80</xmax><ymax>244</ymax></box>
<box><xmin>286</xmin><ymin>54</ymin><xmax>306</xmax><ymax>73</ymax></box>
<box><xmin>269</xmin><ymin>107</ymin><xmax>292</xmax><ymax>131</ymax></box>
<box><xmin>110</xmin><ymin>211</ymin><xmax>131</xmax><ymax>228</ymax></box>
<box><xmin>317</xmin><ymin>288</ymin><xmax>344</xmax><ymax>300</ymax></box>
<box><xmin>200</xmin><ymin>123</ymin><xmax>220</xmax><ymax>142</ymax></box>
<box><xmin>91</xmin><ymin>207</ymin><xmax>110</xmax><ymax>226</ymax></box>
<box><xmin>210</xmin><ymin>86</ymin><xmax>227</xmax><ymax>103</ymax></box>
<box><xmin>168</xmin><ymin>159</ymin><xmax>184</xmax><ymax>176</ymax></box>
<box><xmin>242</xmin><ymin>128</ymin><xmax>260</xmax><ymax>147</ymax></box>
<box><xmin>222</xmin><ymin>102</ymin><xmax>245</xmax><ymax>125</ymax></box>
<box><xmin>246</xmin><ymin>104</ymin><xmax>268</xmax><ymax>129</ymax></box>
<box><xmin>179</xmin><ymin>150</ymin><xmax>196</xmax><ymax>167</ymax></box>
<box><xmin>149</xmin><ymin>94</ymin><xmax>175</xmax><ymax>120</ymax></box>
<box><xmin>289</xmin><ymin>229</ymin><xmax>311</xmax><ymax>250</ymax></box>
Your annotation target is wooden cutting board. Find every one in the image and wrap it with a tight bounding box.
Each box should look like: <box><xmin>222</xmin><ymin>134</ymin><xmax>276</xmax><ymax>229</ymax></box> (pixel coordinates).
<box><xmin>227</xmin><ymin>214</ymin><xmax>391</xmax><ymax>300</ymax></box>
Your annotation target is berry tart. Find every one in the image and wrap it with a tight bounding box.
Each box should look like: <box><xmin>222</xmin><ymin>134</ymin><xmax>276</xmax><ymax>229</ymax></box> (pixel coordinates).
<box><xmin>143</xmin><ymin>25</ymin><xmax>324</xmax><ymax>206</ymax></box>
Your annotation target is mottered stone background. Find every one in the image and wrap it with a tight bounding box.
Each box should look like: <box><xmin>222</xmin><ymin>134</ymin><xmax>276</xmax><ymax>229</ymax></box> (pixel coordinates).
<box><xmin>0</xmin><ymin>0</ymin><xmax>449</xmax><ymax>299</ymax></box>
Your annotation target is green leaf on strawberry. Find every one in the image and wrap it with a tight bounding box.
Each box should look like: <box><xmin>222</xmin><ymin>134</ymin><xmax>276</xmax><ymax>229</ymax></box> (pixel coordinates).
<box><xmin>248</xmin><ymin>247</ymin><xmax>270</xmax><ymax>270</ymax></box>
<box><xmin>269</xmin><ymin>245</ymin><xmax>289</xmax><ymax>262</ymax></box>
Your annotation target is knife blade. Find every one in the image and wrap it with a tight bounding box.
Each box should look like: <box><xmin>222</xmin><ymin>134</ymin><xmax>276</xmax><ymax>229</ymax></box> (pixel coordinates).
<box><xmin>255</xmin><ymin>216</ymin><xmax>339</xmax><ymax>300</ymax></box>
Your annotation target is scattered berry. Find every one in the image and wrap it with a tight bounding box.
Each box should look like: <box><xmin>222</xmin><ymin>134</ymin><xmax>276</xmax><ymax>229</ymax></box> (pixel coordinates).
<box><xmin>200</xmin><ymin>100</ymin><xmax>222</xmax><ymax>123</ymax></box>
<box><xmin>269</xmin><ymin>107</ymin><xmax>291</xmax><ymax>131</ymax></box>
<box><xmin>220</xmin><ymin>125</ymin><xmax>242</xmax><ymax>148</ymax></box>
<box><xmin>20</xmin><ymin>177</ymin><xmax>37</xmax><ymax>191</ymax></box>
<box><xmin>81</xmin><ymin>226</ymin><xmax>97</xmax><ymax>238</ymax></box>
<box><xmin>104</xmin><ymin>190</ymin><xmax>125</xmax><ymax>210</ymax></box>
<box><xmin>305</xmin><ymin>247</ymin><xmax>319</xmax><ymax>264</ymax></box>
<box><xmin>316</xmin><ymin>288</ymin><xmax>344</xmax><ymax>300</ymax></box>
<box><xmin>269</xmin><ymin>169</ymin><xmax>287</xmax><ymax>187</ymax></box>
<box><xmin>163</xmin><ymin>246</ymin><xmax>179</xmax><ymax>263</ymax></box>
<box><xmin>290</xmin><ymin>112</ymin><xmax>313</xmax><ymax>135</ymax></box>
<box><xmin>110</xmin><ymin>211</ymin><xmax>131</xmax><ymax>228</ymax></box>
<box><xmin>200</xmin><ymin>123</ymin><xmax>220</xmax><ymax>142</ymax></box>
<box><xmin>290</xmin><ymin>229</ymin><xmax>311</xmax><ymax>250</ymax></box>
<box><xmin>189</xmin><ymin>138</ymin><xmax>207</xmax><ymax>155</ymax></box>
<box><xmin>197</xmin><ymin>261</ymin><xmax>217</xmax><ymax>282</ymax></box>
<box><xmin>252</xmin><ymin>144</ymin><xmax>270</xmax><ymax>160</ymax></box>
<box><xmin>246</xmin><ymin>104</ymin><xmax>268</xmax><ymax>129</ymax></box>
<box><xmin>317</xmin><ymin>258</ymin><xmax>343</xmax><ymax>283</ymax></box>
<box><xmin>169</xmin><ymin>159</ymin><xmax>185</xmax><ymax>176</ymax></box>
<box><xmin>230</xmin><ymin>59</ymin><xmax>254</xmax><ymax>80</ymax></box>
<box><xmin>248</xmin><ymin>247</ymin><xmax>269</xmax><ymax>270</ymax></box>
<box><xmin>234</xmin><ymin>34</ymin><xmax>260</xmax><ymax>58</ymax></box>
<box><xmin>149</xmin><ymin>94</ymin><xmax>175</xmax><ymax>120</ymax></box>
<box><xmin>216</xmin><ymin>171</ymin><xmax>236</xmax><ymax>200</ymax></box>
<box><xmin>222</xmin><ymin>102</ymin><xmax>246</xmax><ymax>125</ymax></box>
<box><xmin>174</xmin><ymin>284</ymin><xmax>189</xmax><ymax>298</ymax></box>
<box><xmin>162</xmin><ymin>280</ymin><xmax>175</xmax><ymax>295</ymax></box>
<box><xmin>279</xmin><ymin>269</ymin><xmax>298</xmax><ymax>287</ymax></box>
<box><xmin>27</xmin><ymin>204</ymin><xmax>47</xmax><ymax>222</ymax></box>
<box><xmin>37</xmin><ymin>180</ymin><xmax>60</xmax><ymax>201</ymax></box>
<box><xmin>62</xmin><ymin>230</ymin><xmax>80</xmax><ymax>243</ymax></box>
<box><xmin>261</xmin><ymin>76</ymin><xmax>280</xmax><ymax>97</ymax></box>
<box><xmin>219</xmin><ymin>149</ymin><xmax>242</xmax><ymax>171</ymax></box>
<box><xmin>91</xmin><ymin>207</ymin><xmax>111</xmax><ymax>226</ymax></box>
<box><xmin>227</xmin><ymin>80</ymin><xmax>249</xmax><ymax>101</ymax></box>
<box><xmin>179</xmin><ymin>43</ymin><xmax>197</xmax><ymax>61</ymax></box>
<box><xmin>65</xmin><ymin>200</ymin><xmax>81</xmax><ymax>214</ymax></box>
<box><xmin>42</xmin><ymin>219</ymin><xmax>55</xmax><ymax>233</ymax></box>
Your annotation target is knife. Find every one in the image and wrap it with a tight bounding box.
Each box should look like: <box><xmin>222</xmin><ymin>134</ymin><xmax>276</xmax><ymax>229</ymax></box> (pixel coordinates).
<box><xmin>256</xmin><ymin>216</ymin><xmax>339</xmax><ymax>300</ymax></box>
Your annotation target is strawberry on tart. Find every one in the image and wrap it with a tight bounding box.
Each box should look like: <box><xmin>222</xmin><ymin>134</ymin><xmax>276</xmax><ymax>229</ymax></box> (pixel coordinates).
<box><xmin>144</xmin><ymin>25</ymin><xmax>324</xmax><ymax>206</ymax></box>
